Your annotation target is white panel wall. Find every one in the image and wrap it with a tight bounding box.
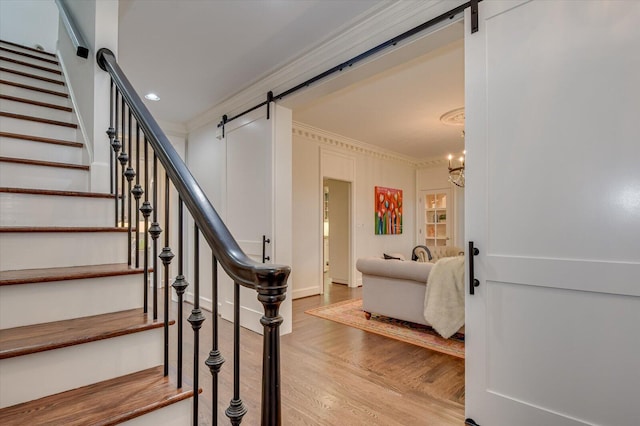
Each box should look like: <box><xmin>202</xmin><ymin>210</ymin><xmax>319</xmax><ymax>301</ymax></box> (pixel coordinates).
<box><xmin>292</xmin><ymin>130</ymin><xmax>416</xmax><ymax>297</ymax></box>
<box><xmin>0</xmin><ymin>0</ymin><xmax>59</xmax><ymax>52</ymax></box>
<box><xmin>58</xmin><ymin>0</ymin><xmax>118</xmax><ymax>193</ymax></box>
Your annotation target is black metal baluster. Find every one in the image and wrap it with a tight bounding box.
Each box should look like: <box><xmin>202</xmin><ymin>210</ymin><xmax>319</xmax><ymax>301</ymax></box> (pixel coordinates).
<box><xmin>172</xmin><ymin>199</ymin><xmax>189</xmax><ymax>387</ymax></box>
<box><xmin>206</xmin><ymin>254</ymin><xmax>224</xmax><ymax>426</ymax></box>
<box><xmin>188</xmin><ymin>225</ymin><xmax>206</xmax><ymax>426</ymax></box>
<box><xmin>159</xmin><ymin>172</ymin><xmax>174</xmax><ymax>377</ymax></box>
<box><xmin>140</xmin><ymin>136</ymin><xmax>152</xmax><ymax>314</ymax></box>
<box><xmin>111</xmin><ymin>89</ymin><xmax>121</xmax><ymax>227</ymax></box>
<box><xmin>124</xmin><ymin>109</ymin><xmax>136</xmax><ymax>266</ymax></box>
<box><xmin>148</xmin><ymin>153</ymin><xmax>162</xmax><ymax>320</ymax></box>
<box><xmin>132</xmin><ymin>124</ymin><xmax>143</xmax><ymax>269</ymax></box>
<box><xmin>118</xmin><ymin>96</ymin><xmax>127</xmax><ymax>228</ymax></box>
<box><xmin>226</xmin><ymin>282</ymin><xmax>247</xmax><ymax>425</ymax></box>
<box><xmin>106</xmin><ymin>79</ymin><xmax>115</xmax><ymax>195</ymax></box>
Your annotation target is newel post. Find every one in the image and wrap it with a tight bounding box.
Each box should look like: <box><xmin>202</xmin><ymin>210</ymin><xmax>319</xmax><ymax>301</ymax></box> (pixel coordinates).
<box><xmin>255</xmin><ymin>268</ymin><xmax>289</xmax><ymax>426</ymax></box>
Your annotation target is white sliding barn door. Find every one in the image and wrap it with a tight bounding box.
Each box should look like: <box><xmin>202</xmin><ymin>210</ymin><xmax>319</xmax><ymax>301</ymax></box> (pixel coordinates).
<box><xmin>221</xmin><ymin>104</ymin><xmax>293</xmax><ymax>335</ymax></box>
<box><xmin>465</xmin><ymin>1</ymin><xmax>640</xmax><ymax>425</ymax></box>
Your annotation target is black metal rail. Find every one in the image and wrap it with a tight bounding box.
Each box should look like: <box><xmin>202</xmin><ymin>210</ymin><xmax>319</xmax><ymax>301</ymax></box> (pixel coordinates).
<box><xmin>97</xmin><ymin>48</ymin><xmax>290</xmax><ymax>426</ymax></box>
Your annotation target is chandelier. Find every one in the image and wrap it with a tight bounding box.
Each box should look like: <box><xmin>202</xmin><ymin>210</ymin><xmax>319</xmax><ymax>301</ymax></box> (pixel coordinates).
<box><xmin>440</xmin><ymin>107</ymin><xmax>466</xmax><ymax>188</ymax></box>
<box><xmin>448</xmin><ymin>151</ymin><xmax>465</xmax><ymax>188</ymax></box>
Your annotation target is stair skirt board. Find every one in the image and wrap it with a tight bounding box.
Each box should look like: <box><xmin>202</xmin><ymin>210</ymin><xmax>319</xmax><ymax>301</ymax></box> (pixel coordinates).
<box><xmin>121</xmin><ymin>397</ymin><xmax>194</xmax><ymax>426</ymax></box>
<box><xmin>0</xmin><ymin>275</ymin><xmax>145</xmax><ymax>329</ymax></box>
<box><xmin>0</xmin><ymin>161</ymin><xmax>88</xmax><ymax>191</ymax></box>
<box><xmin>0</xmin><ymin>115</ymin><xmax>77</xmax><ymax>141</ymax></box>
<box><xmin>0</xmin><ymin>136</ymin><xmax>83</xmax><ymax>165</ymax></box>
<box><xmin>0</xmin><ymin>97</ymin><xmax>74</xmax><ymax>122</ymax></box>
<box><xmin>0</xmin><ymin>231</ymin><xmax>129</xmax><ymax>270</ymax></box>
<box><xmin>0</xmin><ymin>328</ymin><xmax>164</xmax><ymax>408</ymax></box>
<box><xmin>0</xmin><ymin>82</ymin><xmax>70</xmax><ymax>106</ymax></box>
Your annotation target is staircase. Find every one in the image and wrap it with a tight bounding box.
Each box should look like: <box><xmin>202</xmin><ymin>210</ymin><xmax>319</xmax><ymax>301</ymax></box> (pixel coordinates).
<box><xmin>0</xmin><ymin>40</ymin><xmax>194</xmax><ymax>425</ymax></box>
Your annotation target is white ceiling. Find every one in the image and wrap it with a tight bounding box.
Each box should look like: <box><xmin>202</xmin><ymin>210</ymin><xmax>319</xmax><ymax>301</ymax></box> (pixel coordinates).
<box><xmin>118</xmin><ymin>0</ymin><xmax>465</xmax><ymax>161</ymax></box>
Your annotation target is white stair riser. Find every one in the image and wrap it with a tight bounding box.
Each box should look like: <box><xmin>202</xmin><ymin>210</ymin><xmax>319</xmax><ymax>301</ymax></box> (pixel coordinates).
<box><xmin>0</xmin><ymin>70</ymin><xmax>66</xmax><ymax>93</ymax></box>
<box><xmin>0</xmin><ymin>328</ymin><xmax>164</xmax><ymax>408</ymax></box>
<box><xmin>0</xmin><ymin>162</ymin><xmax>88</xmax><ymax>191</ymax></box>
<box><xmin>0</xmin><ymin>96</ymin><xmax>74</xmax><ymax>122</ymax></box>
<box><xmin>0</xmin><ymin>116</ymin><xmax>77</xmax><ymax>141</ymax></box>
<box><xmin>0</xmin><ymin>192</ymin><xmax>112</xmax><ymax>227</ymax></box>
<box><xmin>122</xmin><ymin>398</ymin><xmax>193</xmax><ymax>426</ymax></box>
<box><xmin>0</xmin><ymin>231</ymin><xmax>129</xmax><ymax>270</ymax></box>
<box><xmin>0</xmin><ymin>274</ymin><xmax>145</xmax><ymax>328</ymax></box>
<box><xmin>0</xmin><ymin>59</ymin><xmax>63</xmax><ymax>82</ymax></box>
<box><xmin>0</xmin><ymin>44</ymin><xmax>56</xmax><ymax>62</ymax></box>
<box><xmin>0</xmin><ymin>136</ymin><xmax>83</xmax><ymax>165</ymax></box>
<box><xmin>0</xmin><ymin>49</ymin><xmax>58</xmax><ymax>65</ymax></box>
<box><xmin>0</xmin><ymin>83</ymin><xmax>70</xmax><ymax>107</ymax></box>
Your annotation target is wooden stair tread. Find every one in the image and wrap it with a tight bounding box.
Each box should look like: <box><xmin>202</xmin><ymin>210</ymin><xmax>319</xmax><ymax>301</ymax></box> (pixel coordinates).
<box><xmin>0</xmin><ymin>46</ymin><xmax>59</xmax><ymax>65</ymax></box>
<box><xmin>0</xmin><ymin>111</ymin><xmax>77</xmax><ymax>128</ymax></box>
<box><xmin>0</xmin><ymin>263</ymin><xmax>147</xmax><ymax>286</ymax></box>
<box><xmin>0</xmin><ymin>226</ymin><xmax>131</xmax><ymax>233</ymax></box>
<box><xmin>0</xmin><ymin>66</ymin><xmax>65</xmax><ymax>85</ymax></box>
<box><xmin>0</xmin><ymin>131</ymin><xmax>82</xmax><ymax>148</ymax></box>
<box><xmin>0</xmin><ymin>56</ymin><xmax>61</xmax><ymax>75</ymax></box>
<box><xmin>0</xmin><ymin>40</ymin><xmax>56</xmax><ymax>57</ymax></box>
<box><xmin>0</xmin><ymin>79</ymin><xmax>68</xmax><ymax>97</ymax></box>
<box><xmin>0</xmin><ymin>187</ymin><xmax>115</xmax><ymax>199</ymax></box>
<box><xmin>0</xmin><ymin>366</ymin><xmax>196</xmax><ymax>425</ymax></box>
<box><xmin>0</xmin><ymin>94</ymin><xmax>72</xmax><ymax>111</ymax></box>
<box><xmin>0</xmin><ymin>156</ymin><xmax>89</xmax><ymax>171</ymax></box>
<box><xmin>0</xmin><ymin>308</ymin><xmax>172</xmax><ymax>359</ymax></box>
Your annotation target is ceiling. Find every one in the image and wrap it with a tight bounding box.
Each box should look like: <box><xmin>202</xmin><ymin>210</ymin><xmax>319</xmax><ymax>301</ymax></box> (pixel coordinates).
<box><xmin>118</xmin><ymin>0</ymin><xmax>465</xmax><ymax>161</ymax></box>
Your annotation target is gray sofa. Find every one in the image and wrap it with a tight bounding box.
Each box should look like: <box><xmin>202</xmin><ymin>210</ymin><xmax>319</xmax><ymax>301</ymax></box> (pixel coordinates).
<box><xmin>356</xmin><ymin>257</ymin><xmax>434</xmax><ymax>326</ymax></box>
<box><xmin>356</xmin><ymin>246</ymin><xmax>463</xmax><ymax>326</ymax></box>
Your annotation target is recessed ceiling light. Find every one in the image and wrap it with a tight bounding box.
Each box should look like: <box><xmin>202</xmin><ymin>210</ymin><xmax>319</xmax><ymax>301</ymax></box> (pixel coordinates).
<box><xmin>144</xmin><ymin>93</ymin><xmax>160</xmax><ymax>101</ymax></box>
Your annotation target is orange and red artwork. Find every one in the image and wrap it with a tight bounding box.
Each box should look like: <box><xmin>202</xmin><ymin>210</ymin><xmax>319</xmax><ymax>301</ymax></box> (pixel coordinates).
<box><xmin>375</xmin><ymin>186</ymin><xmax>402</xmax><ymax>235</ymax></box>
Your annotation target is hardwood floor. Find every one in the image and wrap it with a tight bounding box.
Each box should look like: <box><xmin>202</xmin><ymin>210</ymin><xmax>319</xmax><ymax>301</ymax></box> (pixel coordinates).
<box><xmin>171</xmin><ymin>282</ymin><xmax>465</xmax><ymax>425</ymax></box>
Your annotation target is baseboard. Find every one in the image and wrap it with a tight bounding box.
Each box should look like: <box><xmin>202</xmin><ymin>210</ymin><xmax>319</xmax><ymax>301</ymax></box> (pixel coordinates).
<box><xmin>292</xmin><ymin>286</ymin><xmax>320</xmax><ymax>300</ymax></box>
<box><xmin>331</xmin><ymin>277</ymin><xmax>349</xmax><ymax>285</ymax></box>
<box><xmin>184</xmin><ymin>291</ymin><xmax>213</xmax><ymax>312</ymax></box>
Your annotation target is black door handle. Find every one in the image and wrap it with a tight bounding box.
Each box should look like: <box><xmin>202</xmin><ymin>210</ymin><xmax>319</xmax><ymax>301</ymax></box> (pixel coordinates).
<box><xmin>262</xmin><ymin>235</ymin><xmax>270</xmax><ymax>263</ymax></box>
<box><xmin>469</xmin><ymin>241</ymin><xmax>480</xmax><ymax>295</ymax></box>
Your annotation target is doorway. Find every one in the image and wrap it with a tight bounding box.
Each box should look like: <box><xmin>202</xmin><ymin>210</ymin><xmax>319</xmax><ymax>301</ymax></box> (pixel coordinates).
<box><xmin>322</xmin><ymin>178</ymin><xmax>351</xmax><ymax>293</ymax></box>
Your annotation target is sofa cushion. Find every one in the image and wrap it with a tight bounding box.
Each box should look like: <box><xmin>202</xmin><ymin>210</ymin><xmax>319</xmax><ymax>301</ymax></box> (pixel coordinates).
<box><xmin>356</xmin><ymin>257</ymin><xmax>433</xmax><ymax>283</ymax></box>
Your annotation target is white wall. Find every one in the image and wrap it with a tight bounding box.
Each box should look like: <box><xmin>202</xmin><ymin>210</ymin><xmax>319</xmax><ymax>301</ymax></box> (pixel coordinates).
<box><xmin>0</xmin><ymin>0</ymin><xmax>59</xmax><ymax>53</ymax></box>
<box><xmin>58</xmin><ymin>0</ymin><xmax>118</xmax><ymax>193</ymax></box>
<box><xmin>292</xmin><ymin>125</ymin><xmax>416</xmax><ymax>298</ymax></box>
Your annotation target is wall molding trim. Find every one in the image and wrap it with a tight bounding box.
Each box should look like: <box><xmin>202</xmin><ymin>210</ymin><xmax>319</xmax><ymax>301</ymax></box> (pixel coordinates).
<box><xmin>187</xmin><ymin>0</ymin><xmax>468</xmax><ymax>133</ymax></box>
<box><xmin>294</xmin><ymin>122</ymin><xmax>449</xmax><ymax>169</ymax></box>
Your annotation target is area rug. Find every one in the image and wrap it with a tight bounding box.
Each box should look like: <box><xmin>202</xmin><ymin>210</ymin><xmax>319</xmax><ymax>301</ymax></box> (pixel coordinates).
<box><xmin>305</xmin><ymin>299</ymin><xmax>465</xmax><ymax>359</ymax></box>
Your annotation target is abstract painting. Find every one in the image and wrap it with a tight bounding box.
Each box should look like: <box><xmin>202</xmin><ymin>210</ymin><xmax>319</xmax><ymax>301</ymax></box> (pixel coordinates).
<box><xmin>375</xmin><ymin>186</ymin><xmax>402</xmax><ymax>234</ymax></box>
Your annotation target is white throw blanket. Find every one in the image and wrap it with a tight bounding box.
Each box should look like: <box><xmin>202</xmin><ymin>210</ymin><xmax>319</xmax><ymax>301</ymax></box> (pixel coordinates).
<box><xmin>423</xmin><ymin>256</ymin><xmax>465</xmax><ymax>339</ymax></box>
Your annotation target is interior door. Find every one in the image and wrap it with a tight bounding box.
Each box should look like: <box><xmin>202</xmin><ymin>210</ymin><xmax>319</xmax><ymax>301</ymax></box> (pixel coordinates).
<box><xmin>221</xmin><ymin>104</ymin><xmax>293</xmax><ymax>335</ymax></box>
<box><xmin>464</xmin><ymin>2</ymin><xmax>640</xmax><ymax>425</ymax></box>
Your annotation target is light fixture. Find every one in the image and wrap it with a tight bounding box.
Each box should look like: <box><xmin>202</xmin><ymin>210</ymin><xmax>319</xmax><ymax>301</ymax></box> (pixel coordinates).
<box><xmin>448</xmin><ymin>151</ymin><xmax>465</xmax><ymax>188</ymax></box>
<box><xmin>440</xmin><ymin>107</ymin><xmax>466</xmax><ymax>188</ymax></box>
<box><xmin>144</xmin><ymin>93</ymin><xmax>160</xmax><ymax>101</ymax></box>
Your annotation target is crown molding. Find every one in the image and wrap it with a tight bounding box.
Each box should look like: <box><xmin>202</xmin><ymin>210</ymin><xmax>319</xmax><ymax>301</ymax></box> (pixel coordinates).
<box><xmin>415</xmin><ymin>157</ymin><xmax>449</xmax><ymax>169</ymax></box>
<box><xmin>293</xmin><ymin>122</ymin><xmax>419</xmax><ymax>166</ymax></box>
<box><xmin>186</xmin><ymin>0</ymin><xmax>468</xmax><ymax>133</ymax></box>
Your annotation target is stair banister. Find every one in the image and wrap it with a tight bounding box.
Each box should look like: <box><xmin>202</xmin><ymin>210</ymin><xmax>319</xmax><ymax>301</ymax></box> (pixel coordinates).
<box><xmin>54</xmin><ymin>0</ymin><xmax>89</xmax><ymax>58</ymax></box>
<box><xmin>96</xmin><ymin>47</ymin><xmax>289</xmax><ymax>425</ymax></box>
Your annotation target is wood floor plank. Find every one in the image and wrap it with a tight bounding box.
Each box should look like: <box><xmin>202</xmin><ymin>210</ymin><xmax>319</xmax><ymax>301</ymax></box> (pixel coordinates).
<box><xmin>0</xmin><ymin>308</ymin><xmax>172</xmax><ymax>359</ymax></box>
<box><xmin>0</xmin><ymin>263</ymin><xmax>146</xmax><ymax>286</ymax></box>
<box><xmin>0</xmin><ymin>366</ymin><xmax>196</xmax><ymax>426</ymax></box>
